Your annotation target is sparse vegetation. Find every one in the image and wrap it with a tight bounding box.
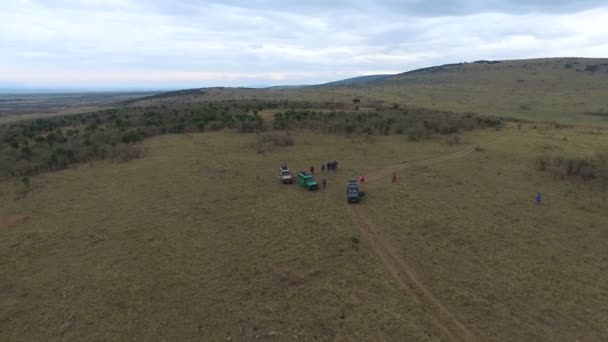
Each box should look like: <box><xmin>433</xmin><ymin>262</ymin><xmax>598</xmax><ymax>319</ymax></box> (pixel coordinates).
<box><xmin>536</xmin><ymin>153</ymin><xmax>607</xmax><ymax>181</ymax></box>
<box><xmin>0</xmin><ymin>100</ymin><xmax>298</xmax><ymax>177</ymax></box>
<box><xmin>258</xmin><ymin>132</ymin><xmax>295</xmax><ymax>147</ymax></box>
<box><xmin>445</xmin><ymin>134</ymin><xmax>462</xmax><ymax>145</ymax></box>
<box><xmin>271</xmin><ymin>107</ymin><xmax>499</xmax><ymax>138</ymax></box>
<box><xmin>1</xmin><ymin>99</ymin><xmax>505</xmax><ymax>177</ymax></box>
<box><xmin>253</xmin><ymin>132</ymin><xmax>295</xmax><ymax>153</ymax></box>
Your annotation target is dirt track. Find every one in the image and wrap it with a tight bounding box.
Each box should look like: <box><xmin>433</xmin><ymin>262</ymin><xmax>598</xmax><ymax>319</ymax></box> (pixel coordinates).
<box><xmin>347</xmin><ymin>145</ymin><xmax>480</xmax><ymax>341</ymax></box>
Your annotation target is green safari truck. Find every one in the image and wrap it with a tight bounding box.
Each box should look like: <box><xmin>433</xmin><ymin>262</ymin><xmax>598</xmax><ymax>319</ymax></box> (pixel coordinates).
<box><xmin>297</xmin><ymin>172</ymin><xmax>318</xmax><ymax>191</ymax></box>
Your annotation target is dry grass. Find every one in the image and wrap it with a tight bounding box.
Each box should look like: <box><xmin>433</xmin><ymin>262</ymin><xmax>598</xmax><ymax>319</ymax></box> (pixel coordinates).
<box><xmin>1</xmin><ymin>127</ymin><xmax>607</xmax><ymax>341</ymax></box>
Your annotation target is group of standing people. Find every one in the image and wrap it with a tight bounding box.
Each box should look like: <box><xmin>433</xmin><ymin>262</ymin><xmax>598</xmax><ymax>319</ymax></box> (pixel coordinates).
<box><xmin>322</xmin><ymin>161</ymin><xmax>338</xmax><ymax>172</ymax></box>
<box><xmin>312</xmin><ymin>161</ymin><xmax>339</xmax><ymax>173</ymax></box>
<box><xmin>307</xmin><ymin>161</ymin><xmax>339</xmax><ymax>189</ymax></box>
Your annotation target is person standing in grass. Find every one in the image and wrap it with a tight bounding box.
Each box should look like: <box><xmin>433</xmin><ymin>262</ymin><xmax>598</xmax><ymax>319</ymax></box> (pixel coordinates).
<box><xmin>322</xmin><ymin>178</ymin><xmax>327</xmax><ymax>189</ymax></box>
<box><xmin>321</xmin><ymin>164</ymin><xmax>325</xmax><ymax>172</ymax></box>
<box><xmin>392</xmin><ymin>172</ymin><xmax>398</xmax><ymax>184</ymax></box>
<box><xmin>536</xmin><ymin>192</ymin><xmax>542</xmax><ymax>205</ymax></box>
<box><xmin>310</xmin><ymin>165</ymin><xmax>315</xmax><ymax>174</ymax></box>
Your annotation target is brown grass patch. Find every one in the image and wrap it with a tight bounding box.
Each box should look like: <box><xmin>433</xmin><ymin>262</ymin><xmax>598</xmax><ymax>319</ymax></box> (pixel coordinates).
<box><xmin>0</xmin><ymin>215</ymin><xmax>28</xmax><ymax>228</ymax></box>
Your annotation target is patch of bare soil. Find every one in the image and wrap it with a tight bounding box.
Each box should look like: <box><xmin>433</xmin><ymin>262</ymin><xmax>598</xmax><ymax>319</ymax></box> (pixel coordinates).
<box><xmin>0</xmin><ymin>215</ymin><xmax>28</xmax><ymax>228</ymax></box>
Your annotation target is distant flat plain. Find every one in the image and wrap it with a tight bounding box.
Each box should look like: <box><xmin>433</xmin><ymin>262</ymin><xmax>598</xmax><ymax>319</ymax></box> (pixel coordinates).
<box><xmin>0</xmin><ymin>92</ymin><xmax>157</xmax><ymax>124</ymax></box>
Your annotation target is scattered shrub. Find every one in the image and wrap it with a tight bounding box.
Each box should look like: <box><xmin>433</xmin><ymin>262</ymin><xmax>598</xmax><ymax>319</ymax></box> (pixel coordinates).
<box><xmin>537</xmin><ymin>153</ymin><xmax>607</xmax><ymax>182</ymax></box>
<box><xmin>258</xmin><ymin>132</ymin><xmax>295</xmax><ymax>147</ymax></box>
<box><xmin>0</xmin><ymin>99</ymin><xmax>506</xmax><ymax>177</ymax></box>
<box><xmin>585</xmin><ymin>64</ymin><xmax>600</xmax><ymax>73</ymax></box>
<box><xmin>239</xmin><ymin>121</ymin><xmax>259</xmax><ymax>133</ymax></box>
<box><xmin>445</xmin><ymin>134</ymin><xmax>462</xmax><ymax>145</ymax></box>
<box><xmin>21</xmin><ymin>176</ymin><xmax>30</xmax><ymax>189</ymax></box>
<box><xmin>206</xmin><ymin>120</ymin><xmax>224</xmax><ymax>131</ymax></box>
<box><xmin>536</xmin><ymin>154</ymin><xmax>550</xmax><ymax>171</ymax></box>
<box><xmin>407</xmin><ymin>127</ymin><xmax>421</xmax><ymax>141</ymax></box>
<box><xmin>121</xmin><ymin>129</ymin><xmax>143</xmax><ymax>144</ymax></box>
<box><xmin>110</xmin><ymin>144</ymin><xmax>145</xmax><ymax>162</ymax></box>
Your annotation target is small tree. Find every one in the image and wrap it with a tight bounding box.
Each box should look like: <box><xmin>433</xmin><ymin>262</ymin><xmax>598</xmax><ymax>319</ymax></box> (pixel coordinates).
<box><xmin>20</xmin><ymin>146</ymin><xmax>33</xmax><ymax>160</ymax></box>
<box><xmin>121</xmin><ymin>129</ymin><xmax>142</xmax><ymax>144</ymax></box>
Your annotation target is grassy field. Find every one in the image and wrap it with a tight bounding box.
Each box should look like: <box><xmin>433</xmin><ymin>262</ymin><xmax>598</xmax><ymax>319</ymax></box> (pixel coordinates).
<box><xmin>131</xmin><ymin>58</ymin><xmax>608</xmax><ymax>125</ymax></box>
<box><xmin>2</xmin><ymin>125</ymin><xmax>607</xmax><ymax>340</ymax></box>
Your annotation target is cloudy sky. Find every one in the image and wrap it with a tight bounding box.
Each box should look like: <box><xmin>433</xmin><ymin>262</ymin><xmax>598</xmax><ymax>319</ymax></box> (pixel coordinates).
<box><xmin>1</xmin><ymin>0</ymin><xmax>607</xmax><ymax>90</ymax></box>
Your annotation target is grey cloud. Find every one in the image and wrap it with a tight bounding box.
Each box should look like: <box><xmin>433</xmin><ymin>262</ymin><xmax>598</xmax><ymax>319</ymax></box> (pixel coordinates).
<box><xmin>161</xmin><ymin>0</ymin><xmax>608</xmax><ymax>15</ymax></box>
<box><xmin>1</xmin><ymin>0</ymin><xmax>607</xmax><ymax>88</ymax></box>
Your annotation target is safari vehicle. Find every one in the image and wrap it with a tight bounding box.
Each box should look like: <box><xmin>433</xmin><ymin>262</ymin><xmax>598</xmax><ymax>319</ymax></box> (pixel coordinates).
<box><xmin>279</xmin><ymin>164</ymin><xmax>293</xmax><ymax>184</ymax></box>
<box><xmin>297</xmin><ymin>172</ymin><xmax>318</xmax><ymax>191</ymax></box>
<box><xmin>347</xmin><ymin>179</ymin><xmax>365</xmax><ymax>203</ymax></box>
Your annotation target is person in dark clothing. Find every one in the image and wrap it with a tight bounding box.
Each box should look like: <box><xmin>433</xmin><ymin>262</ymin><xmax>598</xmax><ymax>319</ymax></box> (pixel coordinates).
<box><xmin>334</xmin><ymin>161</ymin><xmax>338</xmax><ymax>171</ymax></box>
<box><xmin>326</xmin><ymin>162</ymin><xmax>331</xmax><ymax>171</ymax></box>
<box><xmin>321</xmin><ymin>164</ymin><xmax>325</xmax><ymax>172</ymax></box>
<box><xmin>536</xmin><ymin>192</ymin><xmax>542</xmax><ymax>205</ymax></box>
<box><xmin>322</xmin><ymin>178</ymin><xmax>327</xmax><ymax>189</ymax></box>
<box><xmin>310</xmin><ymin>165</ymin><xmax>315</xmax><ymax>174</ymax></box>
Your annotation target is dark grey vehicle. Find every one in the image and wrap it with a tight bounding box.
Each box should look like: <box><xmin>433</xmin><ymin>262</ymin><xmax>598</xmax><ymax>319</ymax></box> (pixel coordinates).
<box><xmin>346</xmin><ymin>179</ymin><xmax>365</xmax><ymax>203</ymax></box>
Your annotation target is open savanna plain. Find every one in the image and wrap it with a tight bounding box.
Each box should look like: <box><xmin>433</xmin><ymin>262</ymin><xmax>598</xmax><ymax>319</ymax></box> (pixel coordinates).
<box><xmin>2</xmin><ymin>124</ymin><xmax>607</xmax><ymax>341</ymax></box>
<box><xmin>0</xmin><ymin>92</ymin><xmax>156</xmax><ymax>125</ymax></box>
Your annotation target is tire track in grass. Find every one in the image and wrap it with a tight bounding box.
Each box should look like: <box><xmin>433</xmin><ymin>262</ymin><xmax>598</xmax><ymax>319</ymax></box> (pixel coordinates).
<box><xmin>347</xmin><ymin>144</ymin><xmax>484</xmax><ymax>341</ymax></box>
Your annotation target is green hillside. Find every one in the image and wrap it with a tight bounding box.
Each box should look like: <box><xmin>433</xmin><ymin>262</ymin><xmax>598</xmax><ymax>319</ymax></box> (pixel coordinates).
<box><xmin>321</xmin><ymin>74</ymin><xmax>392</xmax><ymax>87</ymax></box>
<box><xmin>132</xmin><ymin>58</ymin><xmax>608</xmax><ymax>124</ymax></box>
<box><xmin>359</xmin><ymin>58</ymin><xmax>608</xmax><ymax>123</ymax></box>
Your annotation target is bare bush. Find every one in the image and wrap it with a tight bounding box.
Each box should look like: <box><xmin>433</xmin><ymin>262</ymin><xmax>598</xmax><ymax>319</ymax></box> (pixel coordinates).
<box><xmin>110</xmin><ymin>144</ymin><xmax>145</xmax><ymax>162</ymax></box>
<box><xmin>445</xmin><ymin>134</ymin><xmax>462</xmax><ymax>145</ymax></box>
<box><xmin>206</xmin><ymin>120</ymin><xmax>224</xmax><ymax>131</ymax></box>
<box><xmin>536</xmin><ymin>154</ymin><xmax>551</xmax><ymax>171</ymax></box>
<box><xmin>253</xmin><ymin>132</ymin><xmax>295</xmax><ymax>154</ymax></box>
<box><xmin>239</xmin><ymin>121</ymin><xmax>259</xmax><ymax>133</ymax></box>
<box><xmin>537</xmin><ymin>153</ymin><xmax>607</xmax><ymax>182</ymax></box>
<box><xmin>258</xmin><ymin>132</ymin><xmax>295</xmax><ymax>147</ymax></box>
<box><xmin>579</xmin><ymin>166</ymin><xmax>596</xmax><ymax>181</ymax></box>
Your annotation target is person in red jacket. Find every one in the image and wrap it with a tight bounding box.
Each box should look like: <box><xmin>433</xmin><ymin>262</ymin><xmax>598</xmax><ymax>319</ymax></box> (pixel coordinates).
<box><xmin>310</xmin><ymin>165</ymin><xmax>315</xmax><ymax>174</ymax></box>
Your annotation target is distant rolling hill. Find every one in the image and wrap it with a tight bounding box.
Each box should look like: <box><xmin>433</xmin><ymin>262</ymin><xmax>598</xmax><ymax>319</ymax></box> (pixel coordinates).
<box><xmin>360</xmin><ymin>58</ymin><xmax>608</xmax><ymax>122</ymax></box>
<box><xmin>129</xmin><ymin>58</ymin><xmax>608</xmax><ymax>124</ymax></box>
<box><xmin>321</xmin><ymin>74</ymin><xmax>393</xmax><ymax>87</ymax></box>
